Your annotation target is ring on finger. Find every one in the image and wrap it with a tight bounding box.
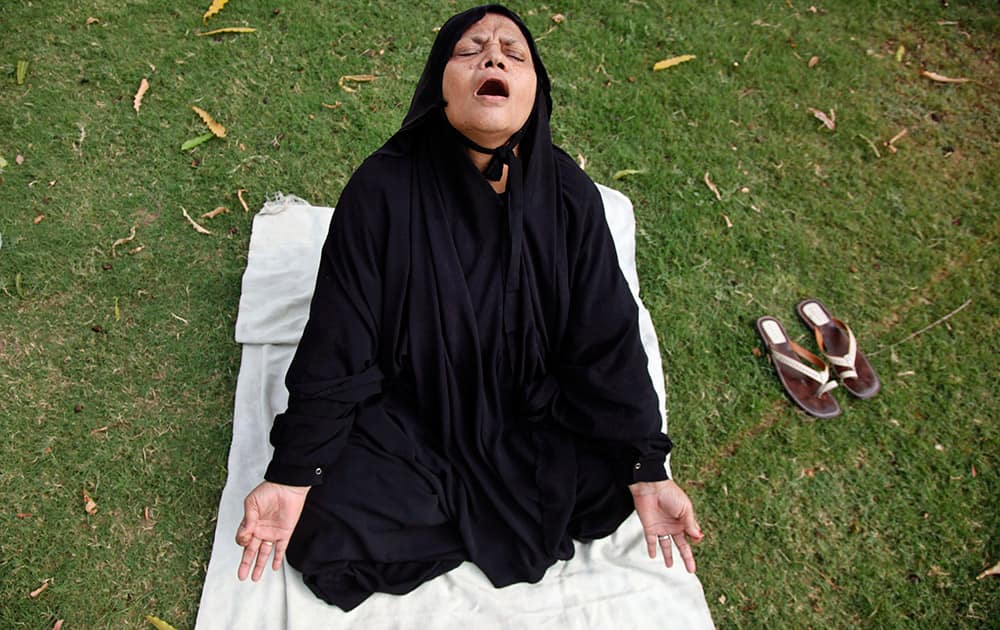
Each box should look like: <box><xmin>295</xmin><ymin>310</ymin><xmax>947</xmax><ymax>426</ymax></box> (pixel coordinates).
<box><xmin>261</xmin><ymin>540</ymin><xmax>274</xmax><ymax>546</ymax></box>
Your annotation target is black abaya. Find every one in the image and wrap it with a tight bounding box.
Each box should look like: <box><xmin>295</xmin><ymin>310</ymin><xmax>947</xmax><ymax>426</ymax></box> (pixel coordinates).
<box><xmin>264</xmin><ymin>5</ymin><xmax>672</xmax><ymax>611</ymax></box>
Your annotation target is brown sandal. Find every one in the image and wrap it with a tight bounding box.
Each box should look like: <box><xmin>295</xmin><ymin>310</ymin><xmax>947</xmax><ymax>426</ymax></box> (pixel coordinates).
<box><xmin>796</xmin><ymin>299</ymin><xmax>880</xmax><ymax>399</ymax></box>
<box><xmin>756</xmin><ymin>316</ymin><xmax>841</xmax><ymax>418</ymax></box>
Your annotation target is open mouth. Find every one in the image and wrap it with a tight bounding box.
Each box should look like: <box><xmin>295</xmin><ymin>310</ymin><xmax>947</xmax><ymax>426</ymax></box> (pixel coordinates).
<box><xmin>476</xmin><ymin>78</ymin><xmax>509</xmax><ymax>97</ymax></box>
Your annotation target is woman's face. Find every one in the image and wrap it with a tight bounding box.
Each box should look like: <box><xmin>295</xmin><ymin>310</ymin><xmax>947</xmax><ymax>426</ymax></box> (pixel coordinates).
<box><xmin>441</xmin><ymin>13</ymin><xmax>538</xmax><ymax>148</ymax></box>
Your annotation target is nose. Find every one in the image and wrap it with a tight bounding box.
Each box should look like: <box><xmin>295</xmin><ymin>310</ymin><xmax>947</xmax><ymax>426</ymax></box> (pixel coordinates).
<box><xmin>481</xmin><ymin>43</ymin><xmax>506</xmax><ymax>70</ymax></box>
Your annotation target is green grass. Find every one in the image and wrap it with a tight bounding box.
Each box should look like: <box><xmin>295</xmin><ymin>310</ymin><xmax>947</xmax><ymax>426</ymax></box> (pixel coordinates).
<box><xmin>1</xmin><ymin>1</ymin><xmax>997</xmax><ymax>628</ymax></box>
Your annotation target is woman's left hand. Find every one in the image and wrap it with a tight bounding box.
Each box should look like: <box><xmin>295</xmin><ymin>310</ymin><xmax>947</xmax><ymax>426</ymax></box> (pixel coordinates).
<box><xmin>629</xmin><ymin>479</ymin><xmax>704</xmax><ymax>573</ymax></box>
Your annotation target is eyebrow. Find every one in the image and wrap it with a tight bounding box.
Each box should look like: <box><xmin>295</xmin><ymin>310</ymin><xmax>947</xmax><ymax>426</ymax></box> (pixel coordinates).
<box><xmin>466</xmin><ymin>33</ymin><xmax>526</xmax><ymax>47</ymax></box>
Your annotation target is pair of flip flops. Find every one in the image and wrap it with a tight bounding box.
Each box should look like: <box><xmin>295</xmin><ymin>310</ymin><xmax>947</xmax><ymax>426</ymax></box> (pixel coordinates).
<box><xmin>756</xmin><ymin>299</ymin><xmax>880</xmax><ymax>418</ymax></box>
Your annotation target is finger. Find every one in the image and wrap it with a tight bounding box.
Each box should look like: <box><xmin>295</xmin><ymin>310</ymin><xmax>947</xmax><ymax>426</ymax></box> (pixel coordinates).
<box><xmin>252</xmin><ymin>540</ymin><xmax>273</xmax><ymax>582</ymax></box>
<box><xmin>659</xmin><ymin>535</ymin><xmax>674</xmax><ymax>569</ymax></box>
<box><xmin>272</xmin><ymin>538</ymin><xmax>289</xmax><ymax>572</ymax></box>
<box><xmin>645</xmin><ymin>533</ymin><xmax>658</xmax><ymax>559</ymax></box>
<box><xmin>674</xmin><ymin>533</ymin><xmax>698</xmax><ymax>573</ymax></box>
<box><xmin>238</xmin><ymin>538</ymin><xmax>261</xmax><ymax>581</ymax></box>
<box><xmin>685</xmin><ymin>510</ymin><xmax>704</xmax><ymax>543</ymax></box>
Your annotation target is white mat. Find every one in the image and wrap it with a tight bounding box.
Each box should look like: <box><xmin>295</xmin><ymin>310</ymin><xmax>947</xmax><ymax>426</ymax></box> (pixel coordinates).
<box><xmin>195</xmin><ymin>185</ymin><xmax>714</xmax><ymax>629</ymax></box>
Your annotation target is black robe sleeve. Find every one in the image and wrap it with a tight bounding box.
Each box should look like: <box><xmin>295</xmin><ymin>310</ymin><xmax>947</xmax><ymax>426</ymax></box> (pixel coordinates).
<box><xmin>554</xmin><ymin>170</ymin><xmax>672</xmax><ymax>483</ymax></box>
<box><xmin>264</xmin><ymin>168</ymin><xmax>387</xmax><ymax>486</ymax></box>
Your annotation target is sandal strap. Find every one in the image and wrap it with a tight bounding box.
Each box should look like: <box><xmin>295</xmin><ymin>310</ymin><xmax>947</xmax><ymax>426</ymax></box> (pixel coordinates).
<box><xmin>816</xmin><ymin>318</ymin><xmax>859</xmax><ymax>380</ymax></box>
<box><xmin>771</xmin><ymin>340</ymin><xmax>838</xmax><ymax>398</ymax></box>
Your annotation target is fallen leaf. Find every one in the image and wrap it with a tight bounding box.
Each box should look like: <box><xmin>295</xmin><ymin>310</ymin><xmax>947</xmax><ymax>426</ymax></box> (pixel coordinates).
<box><xmin>321</xmin><ymin>101</ymin><xmax>342</xmax><ymax>109</ymax></box>
<box><xmin>17</xmin><ymin>512</ymin><xmax>32</xmax><ymax>518</ymax></box>
<box><xmin>551</xmin><ymin>13</ymin><xmax>565</xmax><ymax>24</ymax></box>
<box><xmin>181</xmin><ymin>207</ymin><xmax>213</xmax><ymax>234</ymax></box>
<box><xmin>197</xmin><ymin>26</ymin><xmax>257</xmax><ymax>36</ymax></box>
<box><xmin>200</xmin><ymin>206</ymin><xmax>229</xmax><ymax>219</ymax></box>
<box><xmin>16</xmin><ymin>154</ymin><xmax>24</xmax><ymax>165</ymax></box>
<box><xmin>82</xmin><ymin>488</ymin><xmax>98</xmax><ymax>515</ymax></box>
<box><xmin>127</xmin><ymin>245</ymin><xmax>145</xmax><ymax>255</ymax></box>
<box><xmin>111</xmin><ymin>225</ymin><xmax>137</xmax><ymax>257</ymax></box>
<box><xmin>29</xmin><ymin>579</ymin><xmax>51</xmax><ymax>598</ymax></box>
<box><xmin>653</xmin><ymin>54</ymin><xmax>696</xmax><ymax>71</ymax></box>
<box><xmin>576</xmin><ymin>153</ymin><xmax>587</xmax><ymax>170</ymax></box>
<box><xmin>145</xmin><ymin>506</ymin><xmax>152</xmax><ymax>521</ymax></box>
<box><xmin>751</xmin><ymin>346</ymin><xmax>762</xmax><ymax>357</ymax></box>
<box><xmin>920</xmin><ymin>69</ymin><xmax>970</xmax><ymax>84</ymax></box>
<box><xmin>90</xmin><ymin>425</ymin><xmax>109</xmax><ymax>435</ymax></box>
<box><xmin>612</xmin><ymin>169</ymin><xmax>646</xmax><ymax>180</ymax></box>
<box><xmin>53</xmin><ymin>620</ymin><xmax>64</xmax><ymax>630</ymax></box>
<box><xmin>86</xmin><ymin>17</ymin><xmax>100</xmax><ymax>25</ymax></box>
<box><xmin>146</xmin><ymin>615</ymin><xmax>181</xmax><ymax>630</ymax></box>
<box><xmin>202</xmin><ymin>0</ymin><xmax>230</xmax><ymax>24</ymax></box>
<box><xmin>191</xmin><ymin>106</ymin><xmax>226</xmax><ymax>138</ymax></box>
<box><xmin>808</xmin><ymin>55</ymin><xmax>819</xmax><ymax>68</ymax></box>
<box><xmin>0</xmin><ymin>155</ymin><xmax>7</xmax><ymax>171</ymax></box>
<box><xmin>237</xmin><ymin>189</ymin><xmax>249</xmax><ymax>212</ymax></box>
<box><xmin>17</xmin><ymin>60</ymin><xmax>28</xmax><ymax>85</ymax></box>
<box><xmin>33</xmin><ymin>214</ymin><xmax>45</xmax><ymax>224</ymax></box>
<box><xmin>181</xmin><ymin>133</ymin><xmax>215</xmax><ymax>151</ymax></box>
<box><xmin>977</xmin><ymin>560</ymin><xmax>1000</xmax><ymax>580</ymax></box>
<box><xmin>703</xmin><ymin>172</ymin><xmax>722</xmax><ymax>200</ymax></box>
<box><xmin>895</xmin><ymin>44</ymin><xmax>905</xmax><ymax>63</ymax></box>
<box><xmin>133</xmin><ymin>78</ymin><xmax>149</xmax><ymax>113</ymax></box>
<box><xmin>807</xmin><ymin>107</ymin><xmax>836</xmax><ymax>130</ymax></box>
<box><xmin>934</xmin><ymin>443</ymin><xmax>945</xmax><ymax>451</ymax></box>
<box><xmin>971</xmin><ymin>465</ymin><xmax>977</xmax><ymax>477</ymax></box>
<box><xmin>722</xmin><ymin>214</ymin><xmax>733</xmax><ymax>228</ymax></box>
<box><xmin>338</xmin><ymin>74</ymin><xmax>377</xmax><ymax>92</ymax></box>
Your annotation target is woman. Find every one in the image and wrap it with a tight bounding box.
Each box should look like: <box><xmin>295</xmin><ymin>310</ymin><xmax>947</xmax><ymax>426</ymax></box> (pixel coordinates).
<box><xmin>235</xmin><ymin>5</ymin><xmax>702</xmax><ymax>611</ymax></box>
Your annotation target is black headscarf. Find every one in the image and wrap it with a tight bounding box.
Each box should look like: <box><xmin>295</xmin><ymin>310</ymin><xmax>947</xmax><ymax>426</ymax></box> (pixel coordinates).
<box><xmin>268</xmin><ymin>4</ymin><xmax>672</xmax><ymax>610</ymax></box>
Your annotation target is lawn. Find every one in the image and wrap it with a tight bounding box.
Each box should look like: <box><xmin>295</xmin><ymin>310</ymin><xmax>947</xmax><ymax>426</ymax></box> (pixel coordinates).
<box><xmin>1</xmin><ymin>1</ymin><xmax>997</xmax><ymax>628</ymax></box>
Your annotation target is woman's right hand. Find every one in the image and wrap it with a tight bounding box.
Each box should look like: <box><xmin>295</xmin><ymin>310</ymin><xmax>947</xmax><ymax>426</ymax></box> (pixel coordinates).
<box><xmin>235</xmin><ymin>481</ymin><xmax>310</xmax><ymax>582</ymax></box>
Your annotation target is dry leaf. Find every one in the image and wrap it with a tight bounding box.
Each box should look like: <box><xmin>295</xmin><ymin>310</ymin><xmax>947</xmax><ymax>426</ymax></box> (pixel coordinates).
<box><xmin>17</xmin><ymin>512</ymin><xmax>32</xmax><ymax>518</ymax></box>
<box><xmin>29</xmin><ymin>579</ymin><xmax>51</xmax><ymax>598</ymax></box>
<box><xmin>895</xmin><ymin>44</ymin><xmax>905</xmax><ymax>63</ymax></box>
<box><xmin>807</xmin><ymin>107</ymin><xmax>836</xmax><ymax>130</ymax></box>
<box><xmin>33</xmin><ymin>214</ymin><xmax>45</xmax><ymax>224</ymax></box>
<box><xmin>722</xmin><ymin>213</ymin><xmax>733</xmax><ymax>228</ymax></box>
<box><xmin>653</xmin><ymin>54</ymin><xmax>696</xmax><ymax>71</ymax></box>
<box><xmin>321</xmin><ymin>101</ymin><xmax>342</xmax><ymax>109</ymax></box>
<box><xmin>197</xmin><ymin>27</ymin><xmax>257</xmax><ymax>36</ymax></box>
<box><xmin>146</xmin><ymin>615</ymin><xmax>181</xmax><ymax>630</ymax></box>
<box><xmin>16</xmin><ymin>154</ymin><xmax>24</xmax><ymax>165</ymax></box>
<box><xmin>127</xmin><ymin>245</ymin><xmax>144</xmax><ymax>255</ymax></box>
<box><xmin>86</xmin><ymin>17</ymin><xmax>100</xmax><ymax>25</ymax></box>
<box><xmin>338</xmin><ymin>74</ymin><xmax>377</xmax><ymax>93</ymax></box>
<box><xmin>977</xmin><ymin>560</ymin><xmax>1000</xmax><ymax>580</ymax></box>
<box><xmin>53</xmin><ymin>620</ymin><xmax>64</xmax><ymax>630</ymax></box>
<box><xmin>703</xmin><ymin>172</ymin><xmax>722</xmax><ymax>200</ymax></box>
<box><xmin>202</xmin><ymin>0</ymin><xmax>230</xmax><ymax>24</ymax></box>
<box><xmin>191</xmin><ymin>106</ymin><xmax>226</xmax><ymax>138</ymax></box>
<box><xmin>808</xmin><ymin>56</ymin><xmax>819</xmax><ymax>68</ymax></box>
<box><xmin>145</xmin><ymin>506</ymin><xmax>152</xmax><ymax>521</ymax></box>
<box><xmin>133</xmin><ymin>78</ymin><xmax>149</xmax><ymax>113</ymax></box>
<box><xmin>576</xmin><ymin>153</ymin><xmax>587</xmax><ymax>170</ymax></box>
<box><xmin>200</xmin><ymin>206</ymin><xmax>229</xmax><ymax>219</ymax></box>
<box><xmin>551</xmin><ymin>13</ymin><xmax>565</xmax><ymax>24</ymax></box>
<box><xmin>111</xmin><ymin>225</ymin><xmax>137</xmax><ymax>257</ymax></box>
<box><xmin>237</xmin><ymin>189</ymin><xmax>249</xmax><ymax>212</ymax></box>
<box><xmin>181</xmin><ymin>207</ymin><xmax>213</xmax><ymax>234</ymax></box>
<box><xmin>920</xmin><ymin>69</ymin><xmax>970</xmax><ymax>84</ymax></box>
<box><xmin>82</xmin><ymin>489</ymin><xmax>98</xmax><ymax>515</ymax></box>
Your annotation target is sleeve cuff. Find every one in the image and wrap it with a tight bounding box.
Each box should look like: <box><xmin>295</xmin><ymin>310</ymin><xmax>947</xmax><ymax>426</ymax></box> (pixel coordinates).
<box><xmin>264</xmin><ymin>460</ymin><xmax>326</xmax><ymax>486</ymax></box>
<box><xmin>631</xmin><ymin>457</ymin><xmax>669</xmax><ymax>483</ymax></box>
